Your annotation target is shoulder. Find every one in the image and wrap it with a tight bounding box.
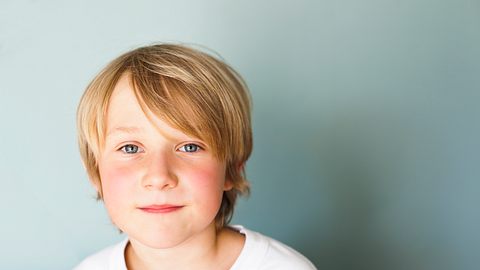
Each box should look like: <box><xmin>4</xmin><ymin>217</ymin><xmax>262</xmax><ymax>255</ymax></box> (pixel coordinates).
<box><xmin>73</xmin><ymin>238</ymin><xmax>128</xmax><ymax>270</ymax></box>
<box><xmin>231</xmin><ymin>225</ymin><xmax>317</xmax><ymax>270</ymax></box>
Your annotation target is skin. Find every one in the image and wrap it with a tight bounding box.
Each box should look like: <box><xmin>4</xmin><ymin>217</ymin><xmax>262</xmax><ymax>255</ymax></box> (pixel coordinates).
<box><xmin>95</xmin><ymin>74</ymin><xmax>245</xmax><ymax>270</ymax></box>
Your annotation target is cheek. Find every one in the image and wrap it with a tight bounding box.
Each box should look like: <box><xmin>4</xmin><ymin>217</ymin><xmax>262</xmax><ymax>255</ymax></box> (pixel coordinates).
<box><xmin>99</xmin><ymin>163</ymin><xmax>137</xmax><ymax>206</ymax></box>
<box><xmin>186</xmin><ymin>161</ymin><xmax>225</xmax><ymax>186</ymax></box>
<box><xmin>183</xmin><ymin>163</ymin><xmax>227</xmax><ymax>205</ymax></box>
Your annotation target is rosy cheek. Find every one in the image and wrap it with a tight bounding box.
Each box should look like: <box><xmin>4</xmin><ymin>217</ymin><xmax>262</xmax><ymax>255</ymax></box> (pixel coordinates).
<box><xmin>186</xmin><ymin>164</ymin><xmax>226</xmax><ymax>196</ymax></box>
<box><xmin>187</xmin><ymin>162</ymin><xmax>215</xmax><ymax>181</ymax></box>
<box><xmin>100</xmin><ymin>163</ymin><xmax>136</xmax><ymax>201</ymax></box>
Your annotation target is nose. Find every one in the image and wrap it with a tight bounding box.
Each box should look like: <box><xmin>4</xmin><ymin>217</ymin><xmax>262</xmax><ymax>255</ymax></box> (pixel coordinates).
<box><xmin>141</xmin><ymin>152</ymin><xmax>178</xmax><ymax>191</ymax></box>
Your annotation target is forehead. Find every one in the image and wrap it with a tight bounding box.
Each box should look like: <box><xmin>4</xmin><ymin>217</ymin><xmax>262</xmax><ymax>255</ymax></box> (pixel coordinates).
<box><xmin>106</xmin><ymin>74</ymin><xmax>188</xmax><ymax>140</ymax></box>
<box><xmin>106</xmin><ymin>74</ymin><xmax>143</xmax><ymax>128</ymax></box>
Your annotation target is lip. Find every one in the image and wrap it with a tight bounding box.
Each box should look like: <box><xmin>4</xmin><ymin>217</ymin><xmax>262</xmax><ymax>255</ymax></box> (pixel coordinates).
<box><xmin>138</xmin><ymin>204</ymin><xmax>184</xmax><ymax>214</ymax></box>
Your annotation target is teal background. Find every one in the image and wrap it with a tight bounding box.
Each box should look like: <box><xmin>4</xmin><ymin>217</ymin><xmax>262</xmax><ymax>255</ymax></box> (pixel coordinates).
<box><xmin>1</xmin><ymin>0</ymin><xmax>479</xmax><ymax>269</ymax></box>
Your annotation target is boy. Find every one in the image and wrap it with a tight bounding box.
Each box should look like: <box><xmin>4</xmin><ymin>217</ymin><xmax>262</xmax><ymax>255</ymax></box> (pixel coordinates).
<box><xmin>74</xmin><ymin>44</ymin><xmax>316</xmax><ymax>269</ymax></box>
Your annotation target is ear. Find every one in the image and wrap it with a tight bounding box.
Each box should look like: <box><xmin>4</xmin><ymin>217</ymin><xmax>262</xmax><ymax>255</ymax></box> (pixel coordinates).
<box><xmin>91</xmin><ymin>179</ymin><xmax>104</xmax><ymax>201</ymax></box>
<box><xmin>223</xmin><ymin>180</ymin><xmax>233</xmax><ymax>191</ymax></box>
<box><xmin>86</xmin><ymin>176</ymin><xmax>102</xmax><ymax>199</ymax></box>
<box><xmin>223</xmin><ymin>171</ymin><xmax>234</xmax><ymax>191</ymax></box>
<box><xmin>223</xmin><ymin>162</ymin><xmax>244</xmax><ymax>191</ymax></box>
<box><xmin>82</xmin><ymin>160</ymin><xmax>103</xmax><ymax>198</ymax></box>
<box><xmin>91</xmin><ymin>180</ymin><xmax>102</xmax><ymax>194</ymax></box>
<box><xmin>237</xmin><ymin>162</ymin><xmax>245</xmax><ymax>172</ymax></box>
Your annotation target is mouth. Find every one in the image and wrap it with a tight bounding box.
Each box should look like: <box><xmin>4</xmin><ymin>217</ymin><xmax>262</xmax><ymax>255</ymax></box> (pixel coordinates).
<box><xmin>138</xmin><ymin>204</ymin><xmax>184</xmax><ymax>214</ymax></box>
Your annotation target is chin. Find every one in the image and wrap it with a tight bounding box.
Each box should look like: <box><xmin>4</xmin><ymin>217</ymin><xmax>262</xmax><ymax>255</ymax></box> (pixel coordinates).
<box><xmin>138</xmin><ymin>233</ymin><xmax>191</xmax><ymax>249</ymax></box>
<box><xmin>122</xmin><ymin>219</ymin><xmax>218</xmax><ymax>249</ymax></box>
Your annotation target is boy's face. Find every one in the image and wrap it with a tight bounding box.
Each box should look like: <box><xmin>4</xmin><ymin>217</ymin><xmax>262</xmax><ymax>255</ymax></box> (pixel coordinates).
<box><xmin>97</xmin><ymin>74</ymin><xmax>232</xmax><ymax>249</ymax></box>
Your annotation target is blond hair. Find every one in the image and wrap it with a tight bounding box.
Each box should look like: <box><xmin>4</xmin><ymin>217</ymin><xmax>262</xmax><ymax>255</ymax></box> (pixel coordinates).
<box><xmin>77</xmin><ymin>44</ymin><xmax>252</xmax><ymax>228</ymax></box>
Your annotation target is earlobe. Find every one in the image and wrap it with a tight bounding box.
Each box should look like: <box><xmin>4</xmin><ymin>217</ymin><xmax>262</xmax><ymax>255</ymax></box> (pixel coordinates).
<box><xmin>92</xmin><ymin>180</ymin><xmax>101</xmax><ymax>193</ymax></box>
<box><xmin>224</xmin><ymin>179</ymin><xmax>234</xmax><ymax>191</ymax></box>
<box><xmin>237</xmin><ymin>163</ymin><xmax>245</xmax><ymax>173</ymax></box>
<box><xmin>81</xmin><ymin>160</ymin><xmax>99</xmax><ymax>196</ymax></box>
<box><xmin>223</xmin><ymin>162</ymin><xmax>244</xmax><ymax>191</ymax></box>
<box><xmin>223</xmin><ymin>162</ymin><xmax>245</xmax><ymax>191</ymax></box>
<box><xmin>87</xmin><ymin>172</ymin><xmax>103</xmax><ymax>199</ymax></box>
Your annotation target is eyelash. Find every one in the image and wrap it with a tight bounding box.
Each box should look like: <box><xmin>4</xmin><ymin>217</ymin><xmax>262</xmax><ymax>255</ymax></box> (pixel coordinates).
<box><xmin>118</xmin><ymin>143</ymin><xmax>203</xmax><ymax>154</ymax></box>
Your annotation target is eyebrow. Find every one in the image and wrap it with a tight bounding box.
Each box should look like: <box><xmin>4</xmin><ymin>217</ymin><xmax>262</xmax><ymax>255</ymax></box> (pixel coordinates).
<box><xmin>106</xmin><ymin>126</ymin><xmax>143</xmax><ymax>137</ymax></box>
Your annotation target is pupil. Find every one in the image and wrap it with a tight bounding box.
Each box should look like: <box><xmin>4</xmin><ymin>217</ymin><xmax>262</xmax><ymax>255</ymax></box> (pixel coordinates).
<box><xmin>126</xmin><ymin>145</ymin><xmax>137</xmax><ymax>153</ymax></box>
<box><xmin>186</xmin><ymin>144</ymin><xmax>197</xmax><ymax>152</ymax></box>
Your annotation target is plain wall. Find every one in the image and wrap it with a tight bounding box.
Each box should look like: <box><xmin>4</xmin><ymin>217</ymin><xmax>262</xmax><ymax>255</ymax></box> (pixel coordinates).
<box><xmin>0</xmin><ymin>0</ymin><xmax>479</xmax><ymax>269</ymax></box>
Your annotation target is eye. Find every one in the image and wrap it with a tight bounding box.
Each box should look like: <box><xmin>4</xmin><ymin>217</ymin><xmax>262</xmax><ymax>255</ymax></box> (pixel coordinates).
<box><xmin>119</xmin><ymin>144</ymin><xmax>142</xmax><ymax>154</ymax></box>
<box><xmin>178</xmin><ymin>143</ymin><xmax>202</xmax><ymax>153</ymax></box>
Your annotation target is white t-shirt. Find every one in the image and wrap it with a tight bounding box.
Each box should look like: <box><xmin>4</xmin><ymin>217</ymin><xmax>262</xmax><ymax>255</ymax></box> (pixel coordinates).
<box><xmin>74</xmin><ymin>225</ymin><xmax>317</xmax><ymax>270</ymax></box>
